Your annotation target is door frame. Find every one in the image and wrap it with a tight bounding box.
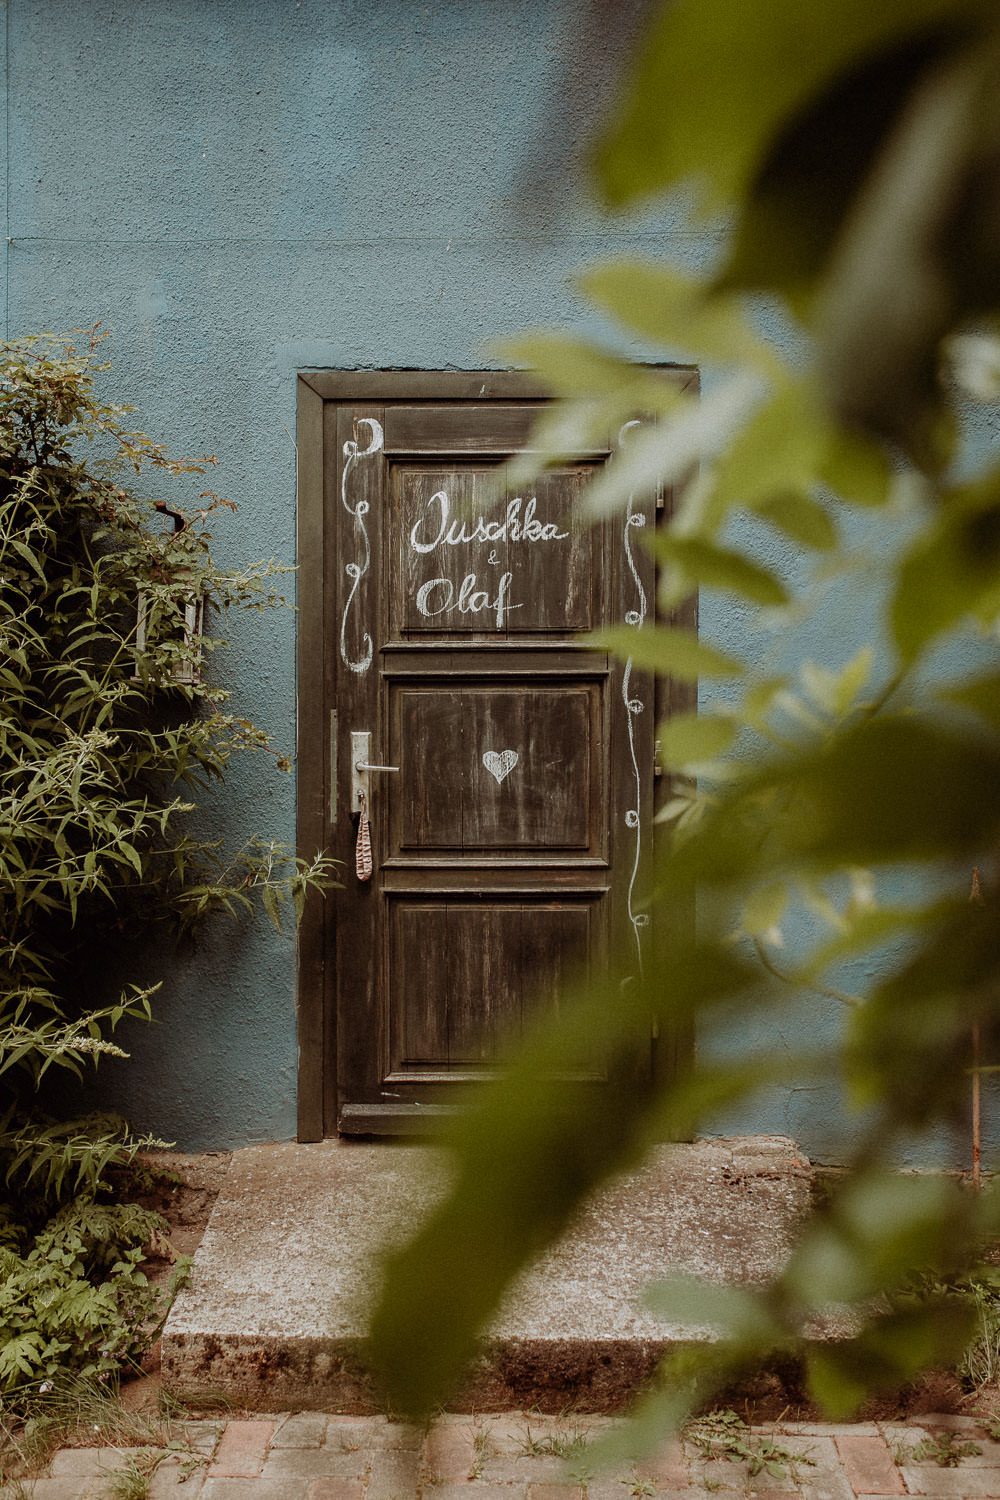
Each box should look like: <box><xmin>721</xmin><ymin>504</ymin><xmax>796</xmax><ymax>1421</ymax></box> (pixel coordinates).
<box><xmin>295</xmin><ymin>368</ymin><xmax>698</xmax><ymax>1141</ymax></box>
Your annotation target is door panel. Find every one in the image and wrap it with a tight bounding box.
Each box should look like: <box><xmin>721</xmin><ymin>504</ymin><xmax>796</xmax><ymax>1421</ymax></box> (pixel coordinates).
<box><xmin>385</xmin><ymin>898</ymin><xmax>595</xmax><ymax>1077</ymax></box>
<box><xmin>389</xmin><ymin>681</ymin><xmax>604</xmax><ymax>854</ymax></box>
<box><xmin>295</xmin><ymin>369</ymin><xmax>698</xmax><ymax>1138</ymax></box>
<box><xmin>389</xmin><ymin>463</ymin><xmax>601</xmax><ymax>638</ymax></box>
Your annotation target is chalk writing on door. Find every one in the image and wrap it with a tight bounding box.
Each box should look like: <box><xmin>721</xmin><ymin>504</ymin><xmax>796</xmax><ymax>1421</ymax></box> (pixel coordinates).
<box><xmin>415</xmin><ymin>572</ymin><xmax>520</xmax><ymax>629</ymax></box>
<box><xmin>409</xmin><ymin>491</ymin><xmax>569</xmax><ymax>552</ymax></box>
<box><xmin>407</xmin><ymin>488</ymin><xmax>569</xmax><ymax>630</ymax></box>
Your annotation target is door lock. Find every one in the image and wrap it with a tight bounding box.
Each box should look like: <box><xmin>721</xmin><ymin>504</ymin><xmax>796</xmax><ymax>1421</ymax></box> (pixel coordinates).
<box><xmin>350</xmin><ymin>731</ymin><xmax>399</xmax><ymax>812</ymax></box>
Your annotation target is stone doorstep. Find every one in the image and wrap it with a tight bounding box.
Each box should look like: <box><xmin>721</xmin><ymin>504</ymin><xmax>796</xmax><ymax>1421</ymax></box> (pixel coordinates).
<box><xmin>162</xmin><ymin>1135</ymin><xmax>814</xmax><ymax>1412</ymax></box>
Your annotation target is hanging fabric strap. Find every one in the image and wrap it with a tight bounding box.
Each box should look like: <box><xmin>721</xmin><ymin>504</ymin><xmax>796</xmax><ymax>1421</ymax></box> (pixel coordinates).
<box><xmin>355</xmin><ymin>788</ymin><xmax>373</xmax><ymax>882</ymax></box>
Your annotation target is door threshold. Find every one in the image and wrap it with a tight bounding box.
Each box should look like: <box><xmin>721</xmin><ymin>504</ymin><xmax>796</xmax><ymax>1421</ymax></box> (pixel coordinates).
<box><xmin>338</xmin><ymin>1101</ymin><xmax>460</xmax><ymax>1136</ymax></box>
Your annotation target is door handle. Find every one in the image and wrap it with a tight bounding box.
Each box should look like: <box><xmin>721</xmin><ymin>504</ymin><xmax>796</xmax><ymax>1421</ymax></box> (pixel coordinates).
<box><xmin>350</xmin><ymin>731</ymin><xmax>399</xmax><ymax>812</ymax></box>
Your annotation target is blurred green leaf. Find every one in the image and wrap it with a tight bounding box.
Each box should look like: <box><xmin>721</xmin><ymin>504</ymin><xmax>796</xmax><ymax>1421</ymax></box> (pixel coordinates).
<box><xmin>709</xmin><ymin>378</ymin><xmax>834</xmax><ymax>518</ymax></box>
<box><xmin>644</xmin><ymin>1276</ymin><xmax>783</xmax><ymax>1343</ymax></box>
<box><xmin>590</xmin><ymin>625</ymin><xmax>743</xmax><ymax>681</ymax></box>
<box><xmin>371</xmin><ymin>0</ymin><xmax>1000</xmax><ymax>1433</ymax></box>
<box><xmin>806</xmin><ymin>1299</ymin><xmax>977</xmax><ymax>1417</ymax></box>
<box><xmin>893</xmin><ymin>476</ymin><xmax>1000</xmax><ymax>662</ymax></box>
<box><xmin>720</xmin><ymin>24</ymin><xmax>975</xmax><ymax>312</ymax></box>
<box><xmin>657</xmin><ymin>712</ymin><xmax>738</xmax><ymax>769</ymax></box>
<box><xmin>799</xmin><ymin>648</ymin><xmax>874</xmax><ymax>719</ymax></box>
<box><xmin>581</xmin><ymin>373</ymin><xmax>762</xmax><ymax>517</ymax></box>
<box><xmin>655</xmin><ymin>535</ymin><xmax>789</xmax><ymax>607</ymax></box>
<box><xmin>942</xmin><ymin>669</ymin><xmax>1000</xmax><ymax>729</ymax></box>
<box><xmin>579</xmin><ymin>261</ymin><xmax>780</xmax><ymax>375</ymax></box>
<box><xmin>751</xmin><ymin>491</ymin><xmax>838</xmax><ymax>551</ymax></box>
<box><xmin>594</xmin><ymin>0</ymin><xmax>985</xmax><ymax>210</ymax></box>
<box><xmin>368</xmin><ymin>942</ymin><xmax>759</xmax><ymax>1416</ymax></box>
<box><xmin>740</xmin><ymin>882</ymin><xmax>788</xmax><ymax>939</ymax></box>
<box><xmin>817</xmin><ymin>45</ymin><xmax>998</xmax><ymax>456</ymax></box>
<box><xmin>502</xmin><ymin>331</ymin><xmax>691</xmax><ymax>410</ymax></box>
<box><xmin>818</xmin><ymin>425</ymin><xmax>893</xmax><ymax>507</ymax></box>
<box><xmin>848</xmin><ymin>901</ymin><xmax>1000</xmax><ymax>1119</ymax></box>
<box><xmin>755</xmin><ymin>716</ymin><xmax>1000</xmax><ymax>867</ymax></box>
<box><xmin>786</xmin><ymin>1171</ymin><xmax>967</xmax><ymax>1307</ymax></box>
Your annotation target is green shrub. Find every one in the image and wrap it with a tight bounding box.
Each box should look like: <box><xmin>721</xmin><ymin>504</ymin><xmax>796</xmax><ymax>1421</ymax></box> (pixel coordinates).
<box><xmin>0</xmin><ymin>1111</ymin><xmax>184</xmax><ymax>1403</ymax></box>
<box><xmin>0</xmin><ymin>328</ymin><xmax>334</xmax><ymax>1405</ymax></box>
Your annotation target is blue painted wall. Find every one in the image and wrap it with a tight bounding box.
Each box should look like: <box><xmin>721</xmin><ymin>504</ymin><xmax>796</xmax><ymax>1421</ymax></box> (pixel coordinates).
<box><xmin>5</xmin><ymin>0</ymin><xmax>993</xmax><ymax>1163</ymax></box>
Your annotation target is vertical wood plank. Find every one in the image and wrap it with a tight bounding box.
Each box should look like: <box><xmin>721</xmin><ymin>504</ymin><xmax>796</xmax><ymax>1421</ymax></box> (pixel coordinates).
<box><xmin>606</xmin><ymin>439</ymin><xmax>658</xmax><ymax>1087</ymax></box>
<box><xmin>653</xmin><ymin>458</ymin><xmax>699</xmax><ymax>1097</ymax></box>
<box><xmin>331</xmin><ymin>405</ymin><xmax>386</xmax><ymax>1120</ymax></box>
<box><xmin>388</xmin><ymin>901</ymin><xmax>447</xmax><ymax>1068</ymax></box>
<box><xmin>295</xmin><ymin>377</ymin><xmax>327</xmax><ymax>1142</ymax></box>
<box><xmin>446</xmin><ymin>904</ymin><xmax>521</xmax><ymax>1062</ymax></box>
<box><xmin>510</xmin><ymin>467</ymin><xmax>597</xmax><ymax>635</ymax></box>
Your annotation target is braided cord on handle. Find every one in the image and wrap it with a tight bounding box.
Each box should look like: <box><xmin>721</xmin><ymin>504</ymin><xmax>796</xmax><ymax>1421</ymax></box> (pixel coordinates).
<box><xmin>355</xmin><ymin>789</ymin><xmax>373</xmax><ymax>882</ymax></box>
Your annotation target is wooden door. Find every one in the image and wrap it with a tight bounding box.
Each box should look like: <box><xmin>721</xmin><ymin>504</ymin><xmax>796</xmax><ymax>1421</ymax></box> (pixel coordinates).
<box><xmin>296</xmin><ymin>371</ymin><xmax>696</xmax><ymax>1138</ymax></box>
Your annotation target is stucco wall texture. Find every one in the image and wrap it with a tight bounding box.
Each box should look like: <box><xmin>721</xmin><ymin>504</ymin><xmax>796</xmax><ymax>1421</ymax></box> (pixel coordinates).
<box><xmin>5</xmin><ymin>0</ymin><xmax>993</xmax><ymax>1163</ymax></box>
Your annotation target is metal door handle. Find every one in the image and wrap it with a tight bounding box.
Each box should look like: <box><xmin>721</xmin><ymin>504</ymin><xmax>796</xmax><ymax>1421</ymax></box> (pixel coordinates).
<box><xmin>350</xmin><ymin>731</ymin><xmax>398</xmax><ymax>812</ymax></box>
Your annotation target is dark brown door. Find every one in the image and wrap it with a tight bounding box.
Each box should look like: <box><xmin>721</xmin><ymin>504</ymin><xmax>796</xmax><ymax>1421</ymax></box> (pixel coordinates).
<box><xmin>296</xmin><ymin>371</ymin><xmax>694</xmax><ymax>1137</ymax></box>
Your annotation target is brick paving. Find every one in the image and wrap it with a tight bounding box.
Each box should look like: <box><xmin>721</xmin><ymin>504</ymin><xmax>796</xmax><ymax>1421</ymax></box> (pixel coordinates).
<box><xmin>9</xmin><ymin>1409</ymin><xmax>1000</xmax><ymax>1499</ymax></box>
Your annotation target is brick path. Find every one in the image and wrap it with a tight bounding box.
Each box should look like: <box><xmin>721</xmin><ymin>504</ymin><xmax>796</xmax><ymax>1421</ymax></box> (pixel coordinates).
<box><xmin>12</xmin><ymin>1409</ymin><xmax>1000</xmax><ymax>1499</ymax></box>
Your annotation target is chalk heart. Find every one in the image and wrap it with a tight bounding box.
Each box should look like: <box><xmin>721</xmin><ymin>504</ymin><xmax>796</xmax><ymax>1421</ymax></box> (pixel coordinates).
<box><xmin>483</xmin><ymin>749</ymin><xmax>518</xmax><ymax>785</ymax></box>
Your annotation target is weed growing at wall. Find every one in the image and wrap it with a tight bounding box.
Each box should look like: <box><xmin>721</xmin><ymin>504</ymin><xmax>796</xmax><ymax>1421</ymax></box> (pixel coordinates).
<box><xmin>0</xmin><ymin>1114</ymin><xmax>182</xmax><ymax>1400</ymax></box>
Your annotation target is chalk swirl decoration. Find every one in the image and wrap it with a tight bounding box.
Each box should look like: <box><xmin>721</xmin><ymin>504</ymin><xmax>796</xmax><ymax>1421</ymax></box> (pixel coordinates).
<box><xmin>618</xmin><ymin>419</ymin><xmax>648</xmax><ymax>978</ymax></box>
<box><xmin>339</xmin><ymin>417</ymin><xmax>384</xmax><ymax>675</ymax></box>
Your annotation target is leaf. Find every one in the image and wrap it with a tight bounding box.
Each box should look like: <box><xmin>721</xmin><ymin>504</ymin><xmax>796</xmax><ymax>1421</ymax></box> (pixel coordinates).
<box><xmin>719</xmin><ymin>24</ymin><xmax>973</xmax><ymax>312</ymax></box>
<box><xmin>817</xmin><ymin>43</ymin><xmax>996</xmax><ymax>457</ymax></box>
<box><xmin>785</xmin><ymin>1170</ymin><xmax>965</xmax><ymax>1307</ymax></box>
<box><xmin>819</xmin><ymin>425</ymin><xmax>893</xmax><ymax>507</ymax></box>
<box><xmin>7</xmin><ymin>538</ymin><xmax>48</xmax><ymax>583</ymax></box>
<box><xmin>892</xmin><ymin>478</ymin><xmax>1000</xmax><ymax>662</ymax></box>
<box><xmin>593</xmin><ymin>0</ymin><xmax>985</xmax><ymax>209</ymax></box>
<box><xmin>806</xmin><ymin>1299</ymin><xmax>977</xmax><ymax>1417</ymax></box>
<box><xmin>779</xmin><ymin>716</ymin><xmax>1000</xmax><ymax>866</ymax></box>
<box><xmin>942</xmin><ymin>668</ymin><xmax>1000</xmax><ymax>728</ymax></box>
<box><xmin>740</xmin><ymin>882</ymin><xmax>788</xmax><ymax>938</ymax></box>
<box><xmin>752</xmin><ymin>492</ymin><xmax>838</xmax><ymax>551</ymax></box>
<box><xmin>589</xmin><ymin>625</ymin><xmax>744</xmax><ymax>681</ymax></box>
<box><xmin>799</xmin><ymin>647</ymin><xmax>874</xmax><ymax>719</ymax></box>
<box><xmin>501</xmin><ymin>331</ymin><xmax>688</xmax><ymax>407</ymax></box>
<box><xmin>261</xmin><ymin>884</ymin><xmax>282</xmax><ymax>934</ymax></box>
<box><xmin>657</xmin><ymin>712</ymin><xmax>738</xmax><ymax>769</ymax></box>
<box><xmin>644</xmin><ymin>1276</ymin><xmax>782</xmax><ymax>1342</ymax></box>
<box><xmin>578</xmin><ymin>261</ymin><xmax>780</xmax><ymax>375</ymax></box>
<box><xmin>847</xmin><ymin>901</ymin><xmax>1000</xmax><ymax>1119</ymax></box>
<box><xmin>368</xmin><ymin>949</ymin><xmax>758</xmax><ymax>1417</ymax></box>
<box><xmin>708</xmin><ymin>377</ymin><xmax>832</xmax><ymax>519</ymax></box>
<box><xmin>655</xmin><ymin>536</ymin><xmax>789</xmax><ymax>607</ymax></box>
<box><xmin>581</xmin><ymin>373</ymin><xmax>764</xmax><ymax>517</ymax></box>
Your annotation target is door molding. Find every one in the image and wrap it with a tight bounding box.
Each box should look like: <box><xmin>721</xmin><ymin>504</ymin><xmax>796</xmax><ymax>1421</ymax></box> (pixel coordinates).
<box><xmin>295</xmin><ymin>368</ymin><xmax>697</xmax><ymax>1140</ymax></box>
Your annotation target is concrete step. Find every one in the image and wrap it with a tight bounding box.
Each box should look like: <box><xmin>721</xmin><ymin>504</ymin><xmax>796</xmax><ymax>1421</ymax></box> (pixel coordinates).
<box><xmin>161</xmin><ymin>1134</ymin><xmax>812</xmax><ymax>1412</ymax></box>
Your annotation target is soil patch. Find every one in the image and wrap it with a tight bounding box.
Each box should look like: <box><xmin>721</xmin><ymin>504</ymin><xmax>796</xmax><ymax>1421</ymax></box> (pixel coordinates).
<box><xmin>120</xmin><ymin>1149</ymin><xmax>232</xmax><ymax>1409</ymax></box>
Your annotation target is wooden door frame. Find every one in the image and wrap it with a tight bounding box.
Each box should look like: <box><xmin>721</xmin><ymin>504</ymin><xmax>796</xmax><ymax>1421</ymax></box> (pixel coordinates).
<box><xmin>295</xmin><ymin>368</ymin><xmax>698</xmax><ymax>1141</ymax></box>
